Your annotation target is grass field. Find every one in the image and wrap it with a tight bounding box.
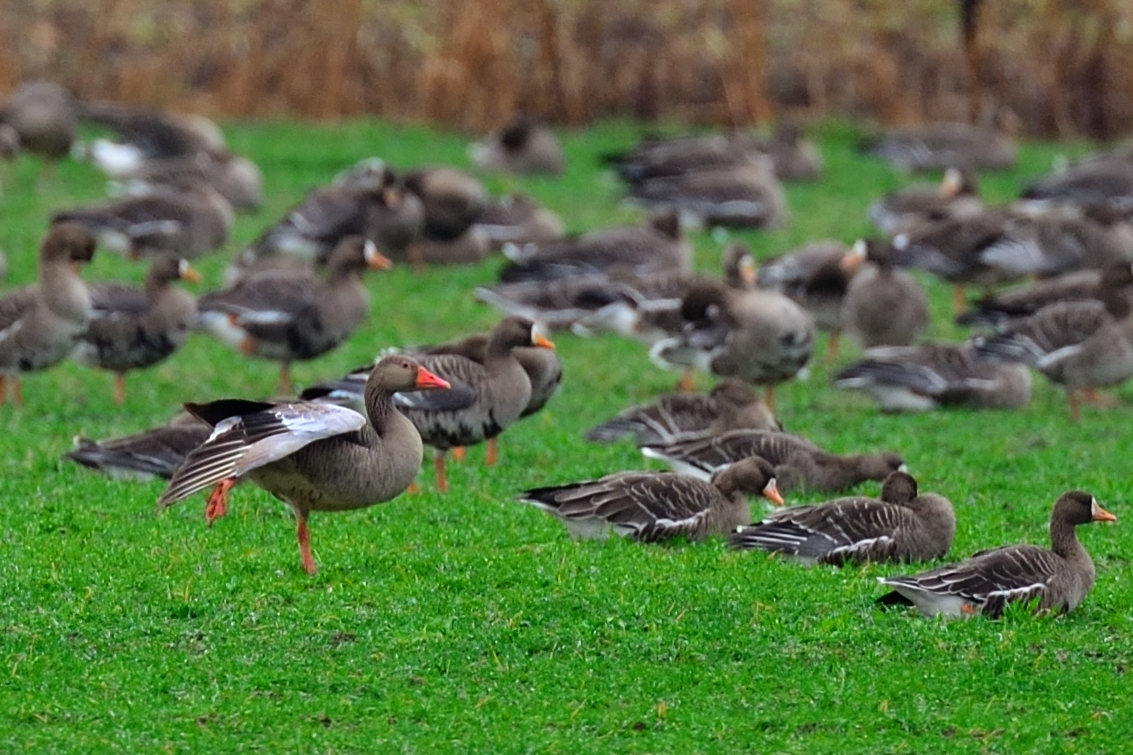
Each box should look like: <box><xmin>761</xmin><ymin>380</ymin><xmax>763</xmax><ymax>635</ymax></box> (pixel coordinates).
<box><xmin>1</xmin><ymin>119</ymin><xmax>1130</xmax><ymax>754</ymax></box>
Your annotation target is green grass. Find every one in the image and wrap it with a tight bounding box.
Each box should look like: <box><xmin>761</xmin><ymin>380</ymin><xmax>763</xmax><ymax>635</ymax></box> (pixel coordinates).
<box><xmin>2</xmin><ymin>119</ymin><xmax>1131</xmax><ymax>754</ymax></box>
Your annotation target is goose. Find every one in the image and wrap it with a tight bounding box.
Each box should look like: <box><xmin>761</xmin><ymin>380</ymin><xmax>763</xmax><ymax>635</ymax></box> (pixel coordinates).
<box><xmin>972</xmin><ymin>262</ymin><xmax>1133</xmax><ymax>420</ymax></box>
<box><xmin>0</xmin><ymin>80</ymin><xmax>76</xmax><ymax>182</ymax></box>
<box><xmin>412</xmin><ymin>226</ymin><xmax>492</xmax><ymax>266</ymax></box>
<box><xmin>868</xmin><ymin>167</ymin><xmax>983</xmax><ymax>236</ymax></box>
<box><xmin>402</xmin><ymin>166</ymin><xmax>489</xmax><ymax>242</ymax></box>
<box><xmin>518</xmin><ymin>457</ymin><xmax>784</xmax><ymax>542</ymax></box>
<box><xmin>585</xmin><ymin>378</ymin><xmax>780</xmax><ymax>446</ymax></box>
<box><xmin>877</xmin><ymin>491</ymin><xmax>1115</xmax><ymax>618</ymax></box>
<box><xmin>391</xmin><ymin>316</ymin><xmax>555</xmax><ymax>492</ymax></box>
<box><xmin>729</xmin><ymin>471</ymin><xmax>955</xmax><ymax>565</ymax></box>
<box><xmin>115</xmin><ymin>149</ymin><xmax>264</xmax><ymax>212</ymax></box>
<box><xmin>157</xmin><ymin>355</ymin><xmax>451</xmax><ymax>574</ymax></box>
<box><xmin>842</xmin><ymin>239</ymin><xmax>930</xmax><ymax>349</ymax></box>
<box><xmin>474</xmin><ymin>193</ymin><xmax>565</xmax><ymax>250</ymax></box>
<box><xmin>626</xmin><ymin>157</ymin><xmax>788</xmax><ymax>229</ymax></box>
<box><xmin>1021</xmin><ymin>161</ymin><xmax>1133</xmax><ymax>215</ymax></box>
<box><xmin>750</xmin><ymin>123</ymin><xmax>824</xmax><ymax>182</ymax></box>
<box><xmin>648</xmin><ymin>280</ymin><xmax>815</xmax><ymax>410</ymax></box>
<box><xmin>859</xmin><ymin>122</ymin><xmax>1017</xmax><ymax>173</ymax></box>
<box><xmin>956</xmin><ymin>268</ymin><xmax>1107</xmax><ymax>327</ymax></box>
<box><xmin>76</xmin><ymin>101</ymin><xmax>225</xmax><ymax>170</ymax></box>
<box><xmin>973</xmin><ymin>205</ymin><xmax>1133</xmax><ymax>278</ymax></box>
<box><xmin>64</xmin><ymin>410</ymin><xmax>212</xmax><ymax>480</ymax></box>
<box><xmin>0</xmin><ymin>223</ymin><xmax>97</xmax><ymax>405</ymax></box>
<box><xmin>197</xmin><ymin>236</ymin><xmax>393</xmax><ymax>394</ymax></box>
<box><xmin>74</xmin><ymin>254</ymin><xmax>201</xmax><ymax>405</ymax></box>
<box><xmin>469</xmin><ymin>113</ymin><xmax>565</xmax><ymax>175</ymax></box>
<box><xmin>52</xmin><ymin>183</ymin><xmax>234</xmax><ymax>260</ymax></box>
<box><xmin>641</xmin><ymin>429</ymin><xmax>905</xmax><ymax>493</ymax></box>
<box><xmin>786</xmin><ymin>246</ymin><xmax>856</xmax><ymax>363</ymax></box>
<box><xmin>833</xmin><ymin>342</ymin><xmax>1032</xmax><ymax>412</ymax></box>
<box><xmin>602</xmin><ymin>132</ymin><xmax>751</xmax><ymax>183</ymax></box>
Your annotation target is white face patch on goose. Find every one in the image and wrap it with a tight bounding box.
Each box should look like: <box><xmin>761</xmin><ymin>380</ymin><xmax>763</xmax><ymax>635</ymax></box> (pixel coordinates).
<box><xmin>897</xmin><ymin>463</ymin><xmax>909</xmax><ymax>473</ymax></box>
<box><xmin>363</xmin><ymin>240</ymin><xmax>379</xmax><ymax>264</ymax></box>
<box><xmin>178</xmin><ymin>259</ymin><xmax>190</xmax><ymax>277</ymax></box>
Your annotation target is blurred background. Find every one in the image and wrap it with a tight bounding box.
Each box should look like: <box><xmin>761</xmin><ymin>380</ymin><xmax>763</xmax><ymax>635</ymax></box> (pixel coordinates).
<box><xmin>0</xmin><ymin>0</ymin><xmax>1131</xmax><ymax>137</ymax></box>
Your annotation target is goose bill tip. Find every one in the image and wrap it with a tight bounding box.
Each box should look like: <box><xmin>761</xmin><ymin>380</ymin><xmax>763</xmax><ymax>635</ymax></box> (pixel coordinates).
<box><xmin>415</xmin><ymin>366</ymin><xmax>451</xmax><ymax>390</ymax></box>
<box><xmin>763</xmin><ymin>479</ymin><xmax>785</xmax><ymax>507</ymax></box>
<box><xmin>365</xmin><ymin>241</ymin><xmax>394</xmax><ymax>270</ymax></box>
<box><xmin>532</xmin><ymin>332</ymin><xmax>556</xmax><ymax>350</ymax></box>
<box><xmin>1091</xmin><ymin>499</ymin><xmax>1118</xmax><ymax>523</ymax></box>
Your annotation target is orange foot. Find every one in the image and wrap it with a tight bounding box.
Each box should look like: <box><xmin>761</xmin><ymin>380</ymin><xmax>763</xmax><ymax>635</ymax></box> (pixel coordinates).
<box><xmin>205</xmin><ymin>478</ymin><xmax>237</xmax><ymax>526</ymax></box>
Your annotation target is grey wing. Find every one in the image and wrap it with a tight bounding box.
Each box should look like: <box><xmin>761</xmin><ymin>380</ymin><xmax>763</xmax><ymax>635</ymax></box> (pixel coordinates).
<box><xmin>0</xmin><ymin>286</ymin><xmax>37</xmax><ymax>334</ymax></box>
<box><xmin>88</xmin><ymin>282</ymin><xmax>149</xmax><ymax>315</ymax></box>
<box><xmin>732</xmin><ymin>498</ymin><xmax>909</xmax><ymax>564</ymax></box>
<box><xmin>586</xmin><ymin>394</ymin><xmax>720</xmax><ymax>445</ymax></box>
<box><xmin>973</xmin><ymin>301</ymin><xmax>1108</xmax><ymax>365</ymax></box>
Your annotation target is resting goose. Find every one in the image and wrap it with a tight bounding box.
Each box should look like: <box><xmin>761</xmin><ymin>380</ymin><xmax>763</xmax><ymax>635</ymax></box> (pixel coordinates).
<box><xmin>956</xmin><ymin>268</ymin><xmax>1106</xmax><ymax>327</ymax></box>
<box><xmin>641</xmin><ymin>429</ymin><xmax>905</xmax><ymax>493</ymax></box>
<box><xmin>859</xmin><ymin>122</ymin><xmax>1017</xmax><ymax>172</ymax></box>
<box><xmin>585</xmin><ymin>379</ymin><xmax>780</xmax><ymax>446</ymax></box>
<box><xmin>518</xmin><ymin>457</ymin><xmax>783</xmax><ymax>542</ymax></box>
<box><xmin>877</xmin><ymin>491</ymin><xmax>1115</xmax><ymax>618</ymax></box>
<box><xmin>602</xmin><ymin>132</ymin><xmax>752</xmax><ymax>183</ymax></box>
<box><xmin>116</xmin><ymin>149</ymin><xmax>264</xmax><ymax>213</ymax></box>
<box><xmin>198</xmin><ymin>236</ymin><xmax>393</xmax><ymax>394</ymax></box>
<box><xmin>475</xmin><ymin>193</ymin><xmax>565</xmax><ymax>250</ymax></box>
<box><xmin>842</xmin><ymin>239</ymin><xmax>930</xmax><ymax>349</ymax></box>
<box><xmin>0</xmin><ymin>81</ymin><xmax>76</xmax><ymax>182</ymax></box>
<box><xmin>64</xmin><ymin>410</ymin><xmax>212</xmax><ymax>480</ymax></box>
<box><xmin>751</xmin><ymin>124</ymin><xmax>823</xmax><ymax>182</ymax></box>
<box><xmin>1021</xmin><ymin>161</ymin><xmax>1133</xmax><ymax>215</ymax></box>
<box><xmin>392</xmin><ymin>316</ymin><xmax>555</xmax><ymax>491</ymax></box>
<box><xmin>834</xmin><ymin>342</ymin><xmax>1032</xmax><ymax>412</ymax></box>
<box><xmin>74</xmin><ymin>254</ymin><xmax>201</xmax><ymax>405</ymax></box>
<box><xmin>402</xmin><ymin>167</ymin><xmax>489</xmax><ymax>242</ymax></box>
<box><xmin>77</xmin><ymin>100</ymin><xmax>225</xmax><ymax>168</ymax></box>
<box><xmin>868</xmin><ymin>167</ymin><xmax>983</xmax><ymax>236</ymax></box>
<box><xmin>975</xmin><ymin>205</ymin><xmax>1133</xmax><ymax>278</ymax></box>
<box><xmin>0</xmin><ymin>223</ymin><xmax>97</xmax><ymax>405</ymax></box>
<box><xmin>158</xmin><ymin>355</ymin><xmax>451</xmax><ymax>574</ymax></box>
<box><xmin>729</xmin><ymin>471</ymin><xmax>955</xmax><ymax>565</ymax></box>
<box><xmin>972</xmin><ymin>262</ymin><xmax>1133</xmax><ymax>420</ymax></box>
<box><xmin>469</xmin><ymin>114</ymin><xmax>565</xmax><ymax>175</ymax></box>
<box><xmin>626</xmin><ymin>158</ymin><xmax>788</xmax><ymax>230</ymax></box>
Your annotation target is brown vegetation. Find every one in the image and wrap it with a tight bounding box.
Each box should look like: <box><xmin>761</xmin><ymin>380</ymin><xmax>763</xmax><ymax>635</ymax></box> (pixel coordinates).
<box><xmin>1</xmin><ymin>0</ymin><xmax>1131</xmax><ymax>138</ymax></box>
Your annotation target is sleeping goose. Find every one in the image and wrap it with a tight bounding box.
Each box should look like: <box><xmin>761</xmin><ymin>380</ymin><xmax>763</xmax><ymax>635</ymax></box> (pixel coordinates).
<box><xmin>641</xmin><ymin>429</ymin><xmax>905</xmax><ymax>494</ymax></box>
<box><xmin>842</xmin><ymin>239</ymin><xmax>930</xmax><ymax>349</ymax></box>
<box><xmin>859</xmin><ymin>122</ymin><xmax>1017</xmax><ymax>173</ymax></box>
<box><xmin>972</xmin><ymin>262</ymin><xmax>1133</xmax><ymax>420</ymax></box>
<box><xmin>585</xmin><ymin>379</ymin><xmax>780</xmax><ymax>446</ymax></box>
<box><xmin>157</xmin><ymin>355</ymin><xmax>451</xmax><ymax>575</ymax></box>
<box><xmin>729</xmin><ymin>471</ymin><xmax>955</xmax><ymax>565</ymax></box>
<box><xmin>469</xmin><ymin>113</ymin><xmax>565</xmax><ymax>175</ymax></box>
<box><xmin>518</xmin><ymin>456</ymin><xmax>783</xmax><ymax>542</ymax></box>
<box><xmin>197</xmin><ymin>236</ymin><xmax>393</xmax><ymax>394</ymax></box>
<box><xmin>877</xmin><ymin>490</ymin><xmax>1115</xmax><ymax>618</ymax></box>
<box><xmin>833</xmin><ymin>342</ymin><xmax>1032</xmax><ymax>412</ymax></box>
<box><xmin>0</xmin><ymin>223</ymin><xmax>97</xmax><ymax>405</ymax></box>
<box><xmin>64</xmin><ymin>410</ymin><xmax>212</xmax><ymax>480</ymax></box>
<box><xmin>626</xmin><ymin>157</ymin><xmax>788</xmax><ymax>230</ymax></box>
<box><xmin>393</xmin><ymin>316</ymin><xmax>555</xmax><ymax>492</ymax></box>
<box><xmin>74</xmin><ymin>254</ymin><xmax>201</xmax><ymax>404</ymax></box>
<box><xmin>868</xmin><ymin>167</ymin><xmax>983</xmax><ymax>236</ymax></box>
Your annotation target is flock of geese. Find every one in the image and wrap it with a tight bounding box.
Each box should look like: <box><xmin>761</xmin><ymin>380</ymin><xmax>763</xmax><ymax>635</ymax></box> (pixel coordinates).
<box><xmin>1</xmin><ymin>79</ymin><xmax>1128</xmax><ymax>617</ymax></box>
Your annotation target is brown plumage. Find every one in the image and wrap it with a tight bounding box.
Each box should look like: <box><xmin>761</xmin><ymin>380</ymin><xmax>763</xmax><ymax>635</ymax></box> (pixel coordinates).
<box><xmin>64</xmin><ymin>410</ymin><xmax>212</xmax><ymax>480</ymax></box>
<box><xmin>470</xmin><ymin>114</ymin><xmax>565</xmax><ymax>175</ymax></box>
<box><xmin>842</xmin><ymin>239</ymin><xmax>930</xmax><ymax>348</ymax></box>
<box><xmin>868</xmin><ymin>167</ymin><xmax>983</xmax><ymax>236</ymax></box>
<box><xmin>0</xmin><ymin>81</ymin><xmax>76</xmax><ymax>172</ymax></box>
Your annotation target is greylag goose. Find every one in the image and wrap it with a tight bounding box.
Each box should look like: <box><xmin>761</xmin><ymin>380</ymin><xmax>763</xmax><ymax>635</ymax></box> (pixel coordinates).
<box><xmin>868</xmin><ymin>167</ymin><xmax>983</xmax><ymax>236</ymax></box>
<box><xmin>157</xmin><ymin>355</ymin><xmax>451</xmax><ymax>574</ymax></box>
<box><xmin>877</xmin><ymin>491</ymin><xmax>1115</xmax><ymax>618</ymax></box>
<box><xmin>729</xmin><ymin>471</ymin><xmax>955</xmax><ymax>565</ymax></box>
<box><xmin>470</xmin><ymin>114</ymin><xmax>565</xmax><ymax>175</ymax></box>
<box><xmin>198</xmin><ymin>236</ymin><xmax>393</xmax><ymax>394</ymax></box>
<box><xmin>475</xmin><ymin>193</ymin><xmax>565</xmax><ymax>250</ymax></box>
<box><xmin>392</xmin><ymin>316</ymin><xmax>555</xmax><ymax>491</ymax></box>
<box><xmin>0</xmin><ymin>80</ymin><xmax>76</xmax><ymax>183</ymax></box>
<box><xmin>498</xmin><ymin>210</ymin><xmax>690</xmax><ymax>284</ymax></box>
<box><xmin>842</xmin><ymin>239</ymin><xmax>930</xmax><ymax>349</ymax></box>
<box><xmin>518</xmin><ymin>457</ymin><xmax>783</xmax><ymax>542</ymax></box>
<box><xmin>74</xmin><ymin>254</ymin><xmax>201</xmax><ymax>405</ymax></box>
<box><xmin>585</xmin><ymin>379</ymin><xmax>780</xmax><ymax>446</ymax></box>
<box><xmin>956</xmin><ymin>268</ymin><xmax>1107</xmax><ymax>327</ymax></box>
<box><xmin>626</xmin><ymin>157</ymin><xmax>788</xmax><ymax>230</ymax></box>
<box><xmin>0</xmin><ymin>223</ymin><xmax>97</xmax><ymax>405</ymax></box>
<box><xmin>859</xmin><ymin>122</ymin><xmax>1017</xmax><ymax>173</ymax></box>
<box><xmin>971</xmin><ymin>262</ymin><xmax>1133</xmax><ymax>420</ymax></box>
<box><xmin>64</xmin><ymin>410</ymin><xmax>212</xmax><ymax>480</ymax></box>
<box><xmin>648</xmin><ymin>280</ymin><xmax>815</xmax><ymax>410</ymax></box>
<box><xmin>116</xmin><ymin>149</ymin><xmax>264</xmax><ymax>212</ymax></box>
<box><xmin>641</xmin><ymin>429</ymin><xmax>905</xmax><ymax>494</ymax></box>
<box><xmin>52</xmin><ymin>183</ymin><xmax>234</xmax><ymax>260</ymax></box>
<box><xmin>834</xmin><ymin>342</ymin><xmax>1032</xmax><ymax>412</ymax></box>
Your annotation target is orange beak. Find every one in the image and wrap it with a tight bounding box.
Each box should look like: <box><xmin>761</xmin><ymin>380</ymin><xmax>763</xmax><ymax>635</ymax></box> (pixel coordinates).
<box><xmin>414</xmin><ymin>365</ymin><xmax>451</xmax><ymax>390</ymax></box>
<box><xmin>181</xmin><ymin>265</ymin><xmax>203</xmax><ymax>283</ymax></box>
<box><xmin>532</xmin><ymin>332</ymin><xmax>555</xmax><ymax>350</ymax></box>
<box><xmin>364</xmin><ymin>240</ymin><xmax>394</xmax><ymax>271</ymax></box>
<box><xmin>1092</xmin><ymin>502</ymin><xmax>1117</xmax><ymax>523</ymax></box>
<box><xmin>762</xmin><ymin>479</ymin><xmax>785</xmax><ymax>507</ymax></box>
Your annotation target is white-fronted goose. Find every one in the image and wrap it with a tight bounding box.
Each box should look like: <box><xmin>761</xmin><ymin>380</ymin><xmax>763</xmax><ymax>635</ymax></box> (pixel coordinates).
<box><xmin>834</xmin><ymin>342</ymin><xmax>1032</xmax><ymax>412</ymax></box>
<box><xmin>842</xmin><ymin>239</ymin><xmax>930</xmax><ymax>349</ymax></box>
<box><xmin>751</xmin><ymin>124</ymin><xmax>823</xmax><ymax>182</ymax></box>
<box><xmin>868</xmin><ymin>167</ymin><xmax>983</xmax><ymax>236</ymax></box>
<box><xmin>1021</xmin><ymin>161</ymin><xmax>1133</xmax><ymax>216</ymax></box>
<box><xmin>602</xmin><ymin>132</ymin><xmax>750</xmax><ymax>183</ymax></box>
<box><xmin>498</xmin><ymin>210</ymin><xmax>691</xmax><ymax>284</ymax></box>
<box><xmin>975</xmin><ymin>205</ymin><xmax>1133</xmax><ymax>277</ymax></box>
<box><xmin>641</xmin><ymin>429</ymin><xmax>905</xmax><ymax>494</ymax></box>
<box><xmin>475</xmin><ymin>193</ymin><xmax>565</xmax><ymax>250</ymax></box>
<box><xmin>586</xmin><ymin>379</ymin><xmax>780</xmax><ymax>446</ymax></box>
<box><xmin>52</xmin><ymin>183</ymin><xmax>234</xmax><ymax>260</ymax></box>
<box><xmin>877</xmin><ymin>491</ymin><xmax>1115</xmax><ymax>618</ymax></box>
<box><xmin>413</xmin><ymin>226</ymin><xmax>492</xmax><ymax>266</ymax></box>
<box><xmin>518</xmin><ymin>457</ymin><xmax>783</xmax><ymax>542</ymax></box>
<box><xmin>0</xmin><ymin>223</ymin><xmax>96</xmax><ymax>405</ymax></box>
<box><xmin>730</xmin><ymin>471</ymin><xmax>955</xmax><ymax>565</ymax></box>
<box><xmin>198</xmin><ymin>236</ymin><xmax>393</xmax><ymax>394</ymax></box>
<box><xmin>627</xmin><ymin>158</ymin><xmax>788</xmax><ymax>230</ymax></box>
<box><xmin>64</xmin><ymin>410</ymin><xmax>212</xmax><ymax>480</ymax></box>
<box><xmin>392</xmin><ymin>316</ymin><xmax>555</xmax><ymax>492</ymax></box>
<box><xmin>956</xmin><ymin>268</ymin><xmax>1106</xmax><ymax>327</ymax></box>
<box><xmin>157</xmin><ymin>355</ymin><xmax>451</xmax><ymax>574</ymax></box>
<box><xmin>779</xmin><ymin>244</ymin><xmax>856</xmax><ymax>363</ymax></box>
<box><xmin>972</xmin><ymin>262</ymin><xmax>1133</xmax><ymax>420</ymax></box>
<box><xmin>74</xmin><ymin>254</ymin><xmax>201</xmax><ymax>404</ymax></box>
<box><xmin>0</xmin><ymin>81</ymin><xmax>76</xmax><ymax>181</ymax></box>
<box><xmin>118</xmin><ymin>149</ymin><xmax>264</xmax><ymax>212</ymax></box>
<box><xmin>860</xmin><ymin>122</ymin><xmax>1017</xmax><ymax>172</ymax></box>
<box><xmin>470</xmin><ymin>114</ymin><xmax>565</xmax><ymax>175</ymax></box>
<box><xmin>77</xmin><ymin>101</ymin><xmax>225</xmax><ymax>170</ymax></box>
<box><xmin>402</xmin><ymin>166</ymin><xmax>489</xmax><ymax>242</ymax></box>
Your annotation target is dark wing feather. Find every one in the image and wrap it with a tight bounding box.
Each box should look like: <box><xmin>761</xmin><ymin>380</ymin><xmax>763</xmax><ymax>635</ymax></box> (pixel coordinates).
<box><xmin>643</xmin><ymin>430</ymin><xmax>819</xmax><ymax>473</ymax></box>
<box><xmin>586</xmin><ymin>394</ymin><xmax>721</xmax><ymax>445</ymax></box>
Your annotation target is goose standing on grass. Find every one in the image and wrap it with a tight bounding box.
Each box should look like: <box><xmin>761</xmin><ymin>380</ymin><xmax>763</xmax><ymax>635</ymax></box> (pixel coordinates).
<box><xmin>842</xmin><ymin>239</ymin><xmax>930</xmax><ymax>349</ymax></box>
<box><xmin>158</xmin><ymin>355</ymin><xmax>451</xmax><ymax>575</ymax></box>
<box><xmin>74</xmin><ymin>254</ymin><xmax>201</xmax><ymax>405</ymax></box>
<box><xmin>64</xmin><ymin>410</ymin><xmax>212</xmax><ymax>480</ymax></box>
<box><xmin>197</xmin><ymin>236</ymin><xmax>393</xmax><ymax>395</ymax></box>
<box><xmin>641</xmin><ymin>429</ymin><xmax>905</xmax><ymax>494</ymax></box>
<box><xmin>877</xmin><ymin>491</ymin><xmax>1115</xmax><ymax>618</ymax></box>
<box><xmin>518</xmin><ymin>457</ymin><xmax>783</xmax><ymax>542</ymax></box>
<box><xmin>868</xmin><ymin>167</ymin><xmax>983</xmax><ymax>236</ymax></box>
<box><xmin>585</xmin><ymin>379</ymin><xmax>780</xmax><ymax>446</ymax></box>
<box><xmin>729</xmin><ymin>471</ymin><xmax>955</xmax><ymax>565</ymax></box>
<box><xmin>392</xmin><ymin>316</ymin><xmax>556</xmax><ymax>492</ymax></box>
<box><xmin>0</xmin><ymin>223</ymin><xmax>96</xmax><ymax>406</ymax></box>
<box><xmin>470</xmin><ymin>113</ymin><xmax>565</xmax><ymax>176</ymax></box>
